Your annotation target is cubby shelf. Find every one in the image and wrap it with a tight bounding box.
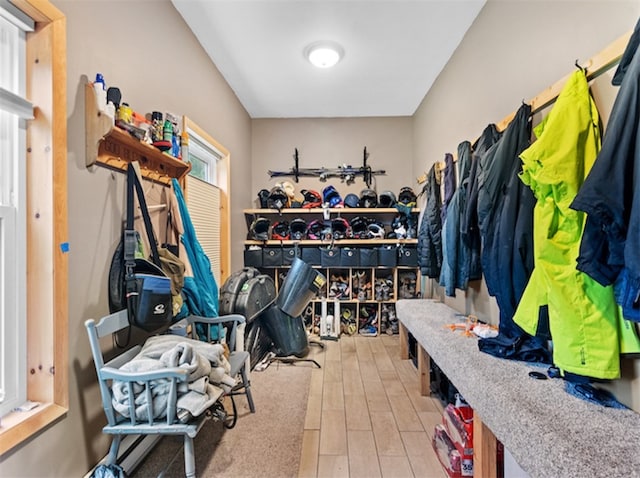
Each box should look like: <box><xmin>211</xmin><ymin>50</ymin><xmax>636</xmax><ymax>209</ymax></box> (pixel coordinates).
<box><xmin>244</xmin><ymin>238</ymin><xmax>418</xmax><ymax>246</ymax></box>
<box><xmin>244</xmin><ymin>207</ymin><xmax>421</xmax><ymax>336</ymax></box>
<box><xmin>243</xmin><ymin>207</ymin><xmax>419</xmax><ymax>214</ymax></box>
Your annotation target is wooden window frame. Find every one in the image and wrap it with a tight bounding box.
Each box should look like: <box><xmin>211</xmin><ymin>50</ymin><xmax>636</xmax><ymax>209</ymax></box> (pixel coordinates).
<box><xmin>0</xmin><ymin>0</ymin><xmax>68</xmax><ymax>455</ymax></box>
<box><xmin>183</xmin><ymin>117</ymin><xmax>231</xmax><ymax>283</ymax></box>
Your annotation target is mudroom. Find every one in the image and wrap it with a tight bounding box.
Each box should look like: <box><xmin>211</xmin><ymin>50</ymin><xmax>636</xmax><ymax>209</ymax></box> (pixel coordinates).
<box><xmin>1</xmin><ymin>1</ymin><xmax>639</xmax><ymax>478</ymax></box>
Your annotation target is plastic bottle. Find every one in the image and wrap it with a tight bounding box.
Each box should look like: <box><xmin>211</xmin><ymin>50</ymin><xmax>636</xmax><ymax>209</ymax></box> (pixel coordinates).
<box><xmin>118</xmin><ymin>102</ymin><xmax>132</xmax><ymax>124</ymax></box>
<box><xmin>93</xmin><ymin>73</ymin><xmax>107</xmax><ymax>111</ymax></box>
<box><xmin>163</xmin><ymin>119</ymin><xmax>173</xmax><ymax>142</ymax></box>
<box><xmin>94</xmin><ymin>73</ymin><xmax>105</xmax><ymax>91</ymax></box>
<box><xmin>171</xmin><ymin>134</ymin><xmax>180</xmax><ymax>158</ymax></box>
<box><xmin>104</xmin><ymin>102</ymin><xmax>116</xmax><ymax>120</ymax></box>
<box><xmin>151</xmin><ymin>111</ymin><xmax>163</xmax><ymax>143</ymax></box>
<box><xmin>180</xmin><ymin>130</ymin><xmax>189</xmax><ymax>161</ymax></box>
<box><xmin>105</xmin><ymin>87</ymin><xmax>121</xmax><ymax>121</ymax></box>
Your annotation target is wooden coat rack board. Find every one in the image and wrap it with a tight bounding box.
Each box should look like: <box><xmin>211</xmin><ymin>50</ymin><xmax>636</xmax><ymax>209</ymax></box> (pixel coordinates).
<box><xmin>416</xmin><ymin>28</ymin><xmax>633</xmax><ymax>185</ymax></box>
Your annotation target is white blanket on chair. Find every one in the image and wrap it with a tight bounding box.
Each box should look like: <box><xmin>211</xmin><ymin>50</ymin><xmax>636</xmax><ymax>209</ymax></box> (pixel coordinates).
<box><xmin>111</xmin><ymin>335</ymin><xmax>235</xmax><ymax>421</ymax></box>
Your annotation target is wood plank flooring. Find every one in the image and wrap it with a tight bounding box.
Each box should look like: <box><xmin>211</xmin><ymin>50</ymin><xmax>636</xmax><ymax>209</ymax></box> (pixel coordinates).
<box><xmin>298</xmin><ymin>334</ymin><xmax>447</xmax><ymax>478</ymax></box>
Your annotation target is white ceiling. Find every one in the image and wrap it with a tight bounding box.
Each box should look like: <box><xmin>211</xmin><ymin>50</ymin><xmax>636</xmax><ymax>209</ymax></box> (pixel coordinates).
<box><xmin>171</xmin><ymin>0</ymin><xmax>486</xmax><ymax>119</ymax></box>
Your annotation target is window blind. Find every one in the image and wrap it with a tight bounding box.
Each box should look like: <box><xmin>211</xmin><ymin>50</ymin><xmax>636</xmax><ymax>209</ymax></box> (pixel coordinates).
<box><xmin>186</xmin><ymin>176</ymin><xmax>221</xmax><ymax>285</ymax></box>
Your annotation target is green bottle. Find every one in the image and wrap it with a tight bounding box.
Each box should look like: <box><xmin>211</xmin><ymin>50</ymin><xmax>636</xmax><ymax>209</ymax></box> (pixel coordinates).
<box><xmin>163</xmin><ymin>119</ymin><xmax>173</xmax><ymax>142</ymax></box>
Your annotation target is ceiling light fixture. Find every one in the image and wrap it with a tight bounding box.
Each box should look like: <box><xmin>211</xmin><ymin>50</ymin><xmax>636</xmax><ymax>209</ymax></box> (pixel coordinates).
<box><xmin>305</xmin><ymin>41</ymin><xmax>344</xmax><ymax>69</ymax></box>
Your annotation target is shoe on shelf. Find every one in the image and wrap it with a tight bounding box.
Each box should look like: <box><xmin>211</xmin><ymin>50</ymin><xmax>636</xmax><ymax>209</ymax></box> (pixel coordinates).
<box><xmin>359</xmin><ymin>325</ymin><xmax>377</xmax><ymax>337</ymax></box>
<box><xmin>388</xmin><ymin>307</ymin><xmax>396</xmax><ymax>320</ymax></box>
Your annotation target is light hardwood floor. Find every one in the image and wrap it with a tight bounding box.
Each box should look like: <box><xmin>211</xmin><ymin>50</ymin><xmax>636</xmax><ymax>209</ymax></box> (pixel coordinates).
<box><xmin>298</xmin><ymin>334</ymin><xmax>448</xmax><ymax>478</ymax></box>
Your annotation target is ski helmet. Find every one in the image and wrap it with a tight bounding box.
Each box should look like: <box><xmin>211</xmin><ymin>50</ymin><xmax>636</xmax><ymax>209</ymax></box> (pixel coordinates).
<box><xmin>398</xmin><ymin>186</ymin><xmax>417</xmax><ymax>207</ymax></box>
<box><xmin>350</xmin><ymin>216</ymin><xmax>370</xmax><ymax>239</ymax></box>
<box><xmin>249</xmin><ymin>217</ymin><xmax>271</xmax><ymax>241</ymax></box>
<box><xmin>331</xmin><ymin>217</ymin><xmax>351</xmax><ymax>240</ymax></box>
<box><xmin>257</xmin><ymin>188</ymin><xmax>270</xmax><ymax>209</ymax></box>
<box><xmin>378</xmin><ymin>191</ymin><xmax>397</xmax><ymax>208</ymax></box>
<box><xmin>272</xmin><ymin>221</ymin><xmax>290</xmax><ymax>240</ymax></box>
<box><xmin>344</xmin><ymin>193</ymin><xmax>360</xmax><ymax>208</ymax></box>
<box><xmin>306</xmin><ymin>219</ymin><xmax>325</xmax><ymax>240</ymax></box>
<box><xmin>301</xmin><ymin>189</ymin><xmax>322</xmax><ymax>209</ymax></box>
<box><xmin>367</xmin><ymin>222</ymin><xmax>386</xmax><ymax>239</ymax></box>
<box><xmin>323</xmin><ymin>185</ymin><xmax>343</xmax><ymax>208</ymax></box>
<box><xmin>289</xmin><ymin>218</ymin><xmax>307</xmax><ymax>240</ymax></box>
<box><xmin>268</xmin><ymin>186</ymin><xmax>289</xmax><ymax>210</ymax></box>
<box><xmin>359</xmin><ymin>189</ymin><xmax>378</xmax><ymax>208</ymax></box>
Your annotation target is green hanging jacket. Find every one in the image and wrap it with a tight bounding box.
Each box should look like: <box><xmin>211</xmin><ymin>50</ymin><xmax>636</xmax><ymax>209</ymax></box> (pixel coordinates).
<box><xmin>513</xmin><ymin>70</ymin><xmax>640</xmax><ymax>380</ymax></box>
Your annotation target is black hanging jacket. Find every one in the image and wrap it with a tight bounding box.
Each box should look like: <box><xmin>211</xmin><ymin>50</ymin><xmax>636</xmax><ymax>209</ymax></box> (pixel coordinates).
<box><xmin>461</xmin><ymin>124</ymin><xmax>502</xmax><ymax>281</ymax></box>
<box><xmin>417</xmin><ymin>164</ymin><xmax>442</xmax><ymax>278</ymax></box>
<box><xmin>476</xmin><ymin>104</ymin><xmax>531</xmax><ymax>310</ymax></box>
<box><xmin>570</xmin><ymin>17</ymin><xmax>640</xmax><ymax>322</ymax></box>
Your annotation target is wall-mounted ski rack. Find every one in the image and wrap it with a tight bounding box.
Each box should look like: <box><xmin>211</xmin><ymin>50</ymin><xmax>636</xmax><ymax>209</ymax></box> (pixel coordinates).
<box><xmin>268</xmin><ymin>147</ymin><xmax>386</xmax><ymax>187</ymax></box>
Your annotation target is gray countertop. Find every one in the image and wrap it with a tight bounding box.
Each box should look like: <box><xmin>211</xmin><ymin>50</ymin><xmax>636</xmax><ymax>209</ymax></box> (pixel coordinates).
<box><xmin>396</xmin><ymin>299</ymin><xmax>640</xmax><ymax>478</ymax></box>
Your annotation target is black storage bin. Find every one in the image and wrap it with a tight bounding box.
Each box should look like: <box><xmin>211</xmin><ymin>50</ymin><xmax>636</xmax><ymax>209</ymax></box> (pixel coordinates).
<box><xmin>359</xmin><ymin>248</ymin><xmax>378</xmax><ymax>267</ymax></box>
<box><xmin>244</xmin><ymin>248</ymin><xmax>263</xmax><ymax>268</ymax></box>
<box><xmin>262</xmin><ymin>247</ymin><xmax>283</xmax><ymax>267</ymax></box>
<box><xmin>301</xmin><ymin>247</ymin><xmax>321</xmax><ymax>266</ymax></box>
<box><xmin>340</xmin><ymin>248</ymin><xmax>359</xmax><ymax>267</ymax></box>
<box><xmin>321</xmin><ymin>248</ymin><xmax>341</xmax><ymax>267</ymax></box>
<box><xmin>378</xmin><ymin>245</ymin><xmax>398</xmax><ymax>267</ymax></box>
<box><xmin>398</xmin><ymin>246</ymin><xmax>418</xmax><ymax>266</ymax></box>
<box><xmin>282</xmin><ymin>246</ymin><xmax>299</xmax><ymax>266</ymax></box>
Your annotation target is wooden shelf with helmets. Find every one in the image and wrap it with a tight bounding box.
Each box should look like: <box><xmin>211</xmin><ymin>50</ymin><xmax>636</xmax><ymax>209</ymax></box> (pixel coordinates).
<box><xmin>242</xmin><ymin>187</ymin><xmax>423</xmax><ymax>338</ymax></box>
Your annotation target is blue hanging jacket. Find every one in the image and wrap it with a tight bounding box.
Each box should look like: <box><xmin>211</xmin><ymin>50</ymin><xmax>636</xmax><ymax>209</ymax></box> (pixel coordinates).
<box><xmin>171</xmin><ymin>179</ymin><xmax>219</xmax><ymax>319</ymax></box>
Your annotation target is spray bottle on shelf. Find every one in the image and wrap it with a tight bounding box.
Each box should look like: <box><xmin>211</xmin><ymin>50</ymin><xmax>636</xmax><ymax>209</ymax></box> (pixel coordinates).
<box><xmin>93</xmin><ymin>73</ymin><xmax>107</xmax><ymax>109</ymax></box>
<box><xmin>93</xmin><ymin>73</ymin><xmax>115</xmax><ymax>120</ymax></box>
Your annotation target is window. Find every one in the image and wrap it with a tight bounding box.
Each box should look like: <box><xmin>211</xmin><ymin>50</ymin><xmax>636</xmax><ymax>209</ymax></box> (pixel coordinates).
<box><xmin>0</xmin><ymin>0</ymin><xmax>68</xmax><ymax>455</ymax></box>
<box><xmin>0</xmin><ymin>0</ymin><xmax>33</xmax><ymax>418</ymax></box>
<box><xmin>185</xmin><ymin>126</ymin><xmax>223</xmax><ymax>186</ymax></box>
<box><xmin>182</xmin><ymin>116</ymin><xmax>231</xmax><ymax>282</ymax></box>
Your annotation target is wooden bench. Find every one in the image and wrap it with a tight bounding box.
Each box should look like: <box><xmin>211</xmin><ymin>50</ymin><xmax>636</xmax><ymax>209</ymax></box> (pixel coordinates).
<box><xmin>396</xmin><ymin>299</ymin><xmax>640</xmax><ymax>478</ymax></box>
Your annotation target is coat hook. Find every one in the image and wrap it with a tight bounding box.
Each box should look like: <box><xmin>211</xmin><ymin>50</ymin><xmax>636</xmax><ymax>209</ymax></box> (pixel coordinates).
<box><xmin>575</xmin><ymin>59</ymin><xmax>584</xmax><ymax>72</ymax></box>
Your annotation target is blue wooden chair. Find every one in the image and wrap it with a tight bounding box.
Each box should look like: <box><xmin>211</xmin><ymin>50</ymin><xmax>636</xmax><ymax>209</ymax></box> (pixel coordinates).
<box><xmin>85</xmin><ymin>310</ymin><xmax>254</xmax><ymax>477</ymax></box>
<box><xmin>183</xmin><ymin>314</ymin><xmax>256</xmax><ymax>427</ymax></box>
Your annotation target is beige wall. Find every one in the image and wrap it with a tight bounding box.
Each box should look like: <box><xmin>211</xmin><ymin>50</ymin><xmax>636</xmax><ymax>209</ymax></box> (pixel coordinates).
<box><xmin>251</xmin><ymin>117</ymin><xmax>414</xmax><ymax>205</ymax></box>
<box><xmin>413</xmin><ymin>0</ymin><xmax>640</xmax><ymax>409</ymax></box>
<box><xmin>4</xmin><ymin>1</ymin><xmax>640</xmax><ymax>476</ymax></box>
<box><xmin>0</xmin><ymin>1</ymin><xmax>251</xmax><ymax>476</ymax></box>
<box><xmin>413</xmin><ymin>0</ymin><xmax>640</xmax><ymax>179</ymax></box>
